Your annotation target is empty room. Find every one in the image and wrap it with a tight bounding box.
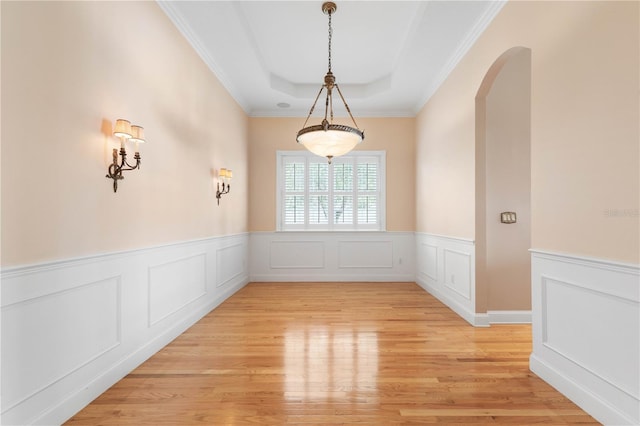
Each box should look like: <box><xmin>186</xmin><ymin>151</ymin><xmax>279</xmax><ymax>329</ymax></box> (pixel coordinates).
<box><xmin>1</xmin><ymin>1</ymin><xmax>638</xmax><ymax>425</ymax></box>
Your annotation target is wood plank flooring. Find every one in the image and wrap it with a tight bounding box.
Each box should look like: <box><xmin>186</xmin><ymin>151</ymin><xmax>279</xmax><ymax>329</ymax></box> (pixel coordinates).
<box><xmin>67</xmin><ymin>282</ymin><xmax>597</xmax><ymax>425</ymax></box>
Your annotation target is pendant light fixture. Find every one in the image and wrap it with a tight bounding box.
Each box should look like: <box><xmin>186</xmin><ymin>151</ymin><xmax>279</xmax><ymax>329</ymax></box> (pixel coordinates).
<box><xmin>296</xmin><ymin>2</ymin><xmax>364</xmax><ymax>164</ymax></box>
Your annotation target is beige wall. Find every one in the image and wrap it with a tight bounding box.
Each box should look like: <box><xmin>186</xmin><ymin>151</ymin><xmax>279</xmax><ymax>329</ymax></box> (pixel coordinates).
<box><xmin>3</xmin><ymin>1</ymin><xmax>637</xmax><ymax>267</ymax></box>
<box><xmin>480</xmin><ymin>48</ymin><xmax>532</xmax><ymax>311</ymax></box>
<box><xmin>416</xmin><ymin>1</ymin><xmax>639</xmax><ymax>263</ymax></box>
<box><xmin>1</xmin><ymin>1</ymin><xmax>249</xmax><ymax>267</ymax></box>
<box><xmin>249</xmin><ymin>117</ymin><xmax>415</xmax><ymax>232</ymax></box>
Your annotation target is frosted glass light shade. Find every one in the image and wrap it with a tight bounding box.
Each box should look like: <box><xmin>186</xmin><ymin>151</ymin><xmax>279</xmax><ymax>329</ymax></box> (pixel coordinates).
<box><xmin>129</xmin><ymin>125</ymin><xmax>145</xmax><ymax>143</ymax></box>
<box><xmin>297</xmin><ymin>124</ymin><xmax>364</xmax><ymax>160</ymax></box>
<box><xmin>113</xmin><ymin>119</ymin><xmax>132</xmax><ymax>139</ymax></box>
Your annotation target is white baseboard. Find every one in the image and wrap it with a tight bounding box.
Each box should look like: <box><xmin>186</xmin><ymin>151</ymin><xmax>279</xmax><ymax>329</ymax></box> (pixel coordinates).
<box><xmin>487</xmin><ymin>310</ymin><xmax>531</xmax><ymax>324</ymax></box>
<box><xmin>530</xmin><ymin>354</ymin><xmax>635</xmax><ymax>426</ymax></box>
<box><xmin>414</xmin><ymin>282</ymin><xmax>531</xmax><ymax>326</ymax></box>
<box><xmin>415</xmin><ymin>277</ymin><xmax>487</xmax><ymax>327</ymax></box>
<box><xmin>530</xmin><ymin>249</ymin><xmax>639</xmax><ymax>425</ymax></box>
<box><xmin>251</xmin><ymin>273</ymin><xmax>416</xmax><ymax>282</ymax></box>
<box><xmin>1</xmin><ymin>234</ymin><xmax>250</xmax><ymax>426</ymax></box>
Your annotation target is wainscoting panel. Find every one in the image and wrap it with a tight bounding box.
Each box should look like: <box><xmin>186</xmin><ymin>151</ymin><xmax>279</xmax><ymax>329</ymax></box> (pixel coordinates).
<box><xmin>251</xmin><ymin>232</ymin><xmax>414</xmax><ymax>282</ymax></box>
<box><xmin>530</xmin><ymin>250</ymin><xmax>639</xmax><ymax>425</ymax></box>
<box><xmin>421</xmin><ymin>243</ymin><xmax>438</xmax><ymax>282</ymax></box>
<box><xmin>2</xmin><ymin>277</ymin><xmax>121</xmax><ymax>414</ymax></box>
<box><xmin>1</xmin><ymin>233</ymin><xmax>249</xmax><ymax>426</ymax></box>
<box><xmin>443</xmin><ymin>248</ymin><xmax>472</xmax><ymax>300</ymax></box>
<box><xmin>415</xmin><ymin>233</ymin><xmax>478</xmax><ymax>326</ymax></box>
<box><xmin>216</xmin><ymin>243</ymin><xmax>245</xmax><ymax>287</ymax></box>
<box><xmin>148</xmin><ymin>254</ymin><xmax>207</xmax><ymax>326</ymax></box>
<box><xmin>270</xmin><ymin>241</ymin><xmax>325</xmax><ymax>269</ymax></box>
<box><xmin>338</xmin><ymin>241</ymin><xmax>393</xmax><ymax>269</ymax></box>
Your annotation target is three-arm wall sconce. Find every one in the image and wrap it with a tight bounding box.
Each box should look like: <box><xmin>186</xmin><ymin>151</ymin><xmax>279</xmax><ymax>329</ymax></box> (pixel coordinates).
<box><xmin>216</xmin><ymin>168</ymin><xmax>232</xmax><ymax>205</ymax></box>
<box><xmin>106</xmin><ymin>119</ymin><xmax>146</xmax><ymax>192</ymax></box>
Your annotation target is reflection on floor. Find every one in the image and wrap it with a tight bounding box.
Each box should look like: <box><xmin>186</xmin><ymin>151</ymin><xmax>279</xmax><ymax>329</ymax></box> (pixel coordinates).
<box><xmin>67</xmin><ymin>282</ymin><xmax>597</xmax><ymax>425</ymax></box>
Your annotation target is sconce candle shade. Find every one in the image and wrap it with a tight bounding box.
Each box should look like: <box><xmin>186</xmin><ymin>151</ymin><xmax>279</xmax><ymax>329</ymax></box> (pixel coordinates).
<box><xmin>129</xmin><ymin>125</ymin><xmax>145</xmax><ymax>152</ymax></box>
<box><xmin>219</xmin><ymin>168</ymin><xmax>233</xmax><ymax>179</ymax></box>
<box><xmin>113</xmin><ymin>119</ymin><xmax>132</xmax><ymax>139</ymax></box>
<box><xmin>129</xmin><ymin>125</ymin><xmax>145</xmax><ymax>143</ymax></box>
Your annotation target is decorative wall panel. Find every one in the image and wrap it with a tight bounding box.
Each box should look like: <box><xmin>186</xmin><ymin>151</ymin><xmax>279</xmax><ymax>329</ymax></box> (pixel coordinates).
<box><xmin>1</xmin><ymin>234</ymin><xmax>249</xmax><ymax>425</ymax></box>
<box><xmin>148</xmin><ymin>254</ymin><xmax>207</xmax><ymax>326</ymax></box>
<box><xmin>251</xmin><ymin>232</ymin><xmax>414</xmax><ymax>282</ymax></box>
<box><xmin>443</xmin><ymin>248</ymin><xmax>471</xmax><ymax>300</ymax></box>
<box><xmin>531</xmin><ymin>250</ymin><xmax>639</xmax><ymax>425</ymax></box>
<box><xmin>217</xmin><ymin>243</ymin><xmax>246</xmax><ymax>287</ymax></box>
<box><xmin>2</xmin><ymin>277</ymin><xmax>120</xmax><ymax>413</ymax></box>
<box><xmin>415</xmin><ymin>233</ymin><xmax>477</xmax><ymax>325</ymax></box>
<box><xmin>269</xmin><ymin>241</ymin><xmax>325</xmax><ymax>269</ymax></box>
<box><xmin>338</xmin><ymin>241</ymin><xmax>393</xmax><ymax>268</ymax></box>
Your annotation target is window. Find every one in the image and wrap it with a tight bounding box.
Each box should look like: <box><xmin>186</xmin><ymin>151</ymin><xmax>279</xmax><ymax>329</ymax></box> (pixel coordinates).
<box><xmin>277</xmin><ymin>151</ymin><xmax>386</xmax><ymax>231</ymax></box>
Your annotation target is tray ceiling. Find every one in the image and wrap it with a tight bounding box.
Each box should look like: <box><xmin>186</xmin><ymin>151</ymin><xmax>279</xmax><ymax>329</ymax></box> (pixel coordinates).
<box><xmin>158</xmin><ymin>1</ymin><xmax>505</xmax><ymax>117</ymax></box>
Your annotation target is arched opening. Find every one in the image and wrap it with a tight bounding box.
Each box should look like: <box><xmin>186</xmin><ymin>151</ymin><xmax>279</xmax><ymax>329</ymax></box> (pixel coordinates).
<box><xmin>475</xmin><ymin>47</ymin><xmax>532</xmax><ymax>318</ymax></box>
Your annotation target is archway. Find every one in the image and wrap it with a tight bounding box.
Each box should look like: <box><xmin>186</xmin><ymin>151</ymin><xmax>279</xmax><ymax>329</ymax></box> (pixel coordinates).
<box><xmin>475</xmin><ymin>47</ymin><xmax>532</xmax><ymax>319</ymax></box>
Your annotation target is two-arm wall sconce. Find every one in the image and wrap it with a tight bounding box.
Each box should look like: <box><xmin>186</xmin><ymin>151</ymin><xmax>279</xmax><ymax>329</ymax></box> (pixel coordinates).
<box><xmin>106</xmin><ymin>119</ymin><xmax>146</xmax><ymax>192</ymax></box>
<box><xmin>216</xmin><ymin>168</ymin><xmax>232</xmax><ymax>205</ymax></box>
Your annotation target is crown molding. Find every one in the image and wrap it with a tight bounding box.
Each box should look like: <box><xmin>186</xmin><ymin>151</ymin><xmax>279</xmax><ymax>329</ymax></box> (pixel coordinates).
<box><xmin>412</xmin><ymin>1</ymin><xmax>507</xmax><ymax>114</ymax></box>
<box><xmin>156</xmin><ymin>1</ymin><xmax>251</xmax><ymax>113</ymax></box>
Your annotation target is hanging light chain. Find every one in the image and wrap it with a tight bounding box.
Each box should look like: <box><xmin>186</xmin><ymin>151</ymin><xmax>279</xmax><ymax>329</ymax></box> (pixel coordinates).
<box><xmin>327</xmin><ymin>9</ymin><xmax>333</xmax><ymax>73</ymax></box>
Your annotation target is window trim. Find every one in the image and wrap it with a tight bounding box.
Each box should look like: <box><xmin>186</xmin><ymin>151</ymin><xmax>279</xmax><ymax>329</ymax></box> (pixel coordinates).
<box><xmin>276</xmin><ymin>150</ymin><xmax>386</xmax><ymax>232</ymax></box>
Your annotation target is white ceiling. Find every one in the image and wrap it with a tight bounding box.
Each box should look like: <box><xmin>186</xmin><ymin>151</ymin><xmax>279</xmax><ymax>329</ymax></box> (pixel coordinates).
<box><xmin>158</xmin><ymin>1</ymin><xmax>505</xmax><ymax>118</ymax></box>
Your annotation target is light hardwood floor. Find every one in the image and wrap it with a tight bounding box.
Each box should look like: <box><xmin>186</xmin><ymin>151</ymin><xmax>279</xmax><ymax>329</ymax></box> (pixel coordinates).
<box><xmin>67</xmin><ymin>282</ymin><xmax>597</xmax><ymax>425</ymax></box>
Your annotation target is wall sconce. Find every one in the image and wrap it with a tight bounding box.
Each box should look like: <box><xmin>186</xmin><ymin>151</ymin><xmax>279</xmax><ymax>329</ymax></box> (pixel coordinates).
<box><xmin>106</xmin><ymin>119</ymin><xmax>146</xmax><ymax>192</ymax></box>
<box><xmin>216</xmin><ymin>168</ymin><xmax>232</xmax><ymax>205</ymax></box>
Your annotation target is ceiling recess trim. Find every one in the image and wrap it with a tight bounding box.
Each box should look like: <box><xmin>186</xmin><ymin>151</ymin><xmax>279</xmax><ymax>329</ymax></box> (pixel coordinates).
<box><xmin>249</xmin><ymin>108</ymin><xmax>415</xmax><ymax>119</ymax></box>
<box><xmin>158</xmin><ymin>0</ymin><xmax>507</xmax><ymax>119</ymax></box>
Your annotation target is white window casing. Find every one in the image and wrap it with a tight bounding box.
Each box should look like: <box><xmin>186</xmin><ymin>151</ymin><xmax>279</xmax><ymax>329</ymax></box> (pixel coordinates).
<box><xmin>276</xmin><ymin>150</ymin><xmax>386</xmax><ymax>231</ymax></box>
